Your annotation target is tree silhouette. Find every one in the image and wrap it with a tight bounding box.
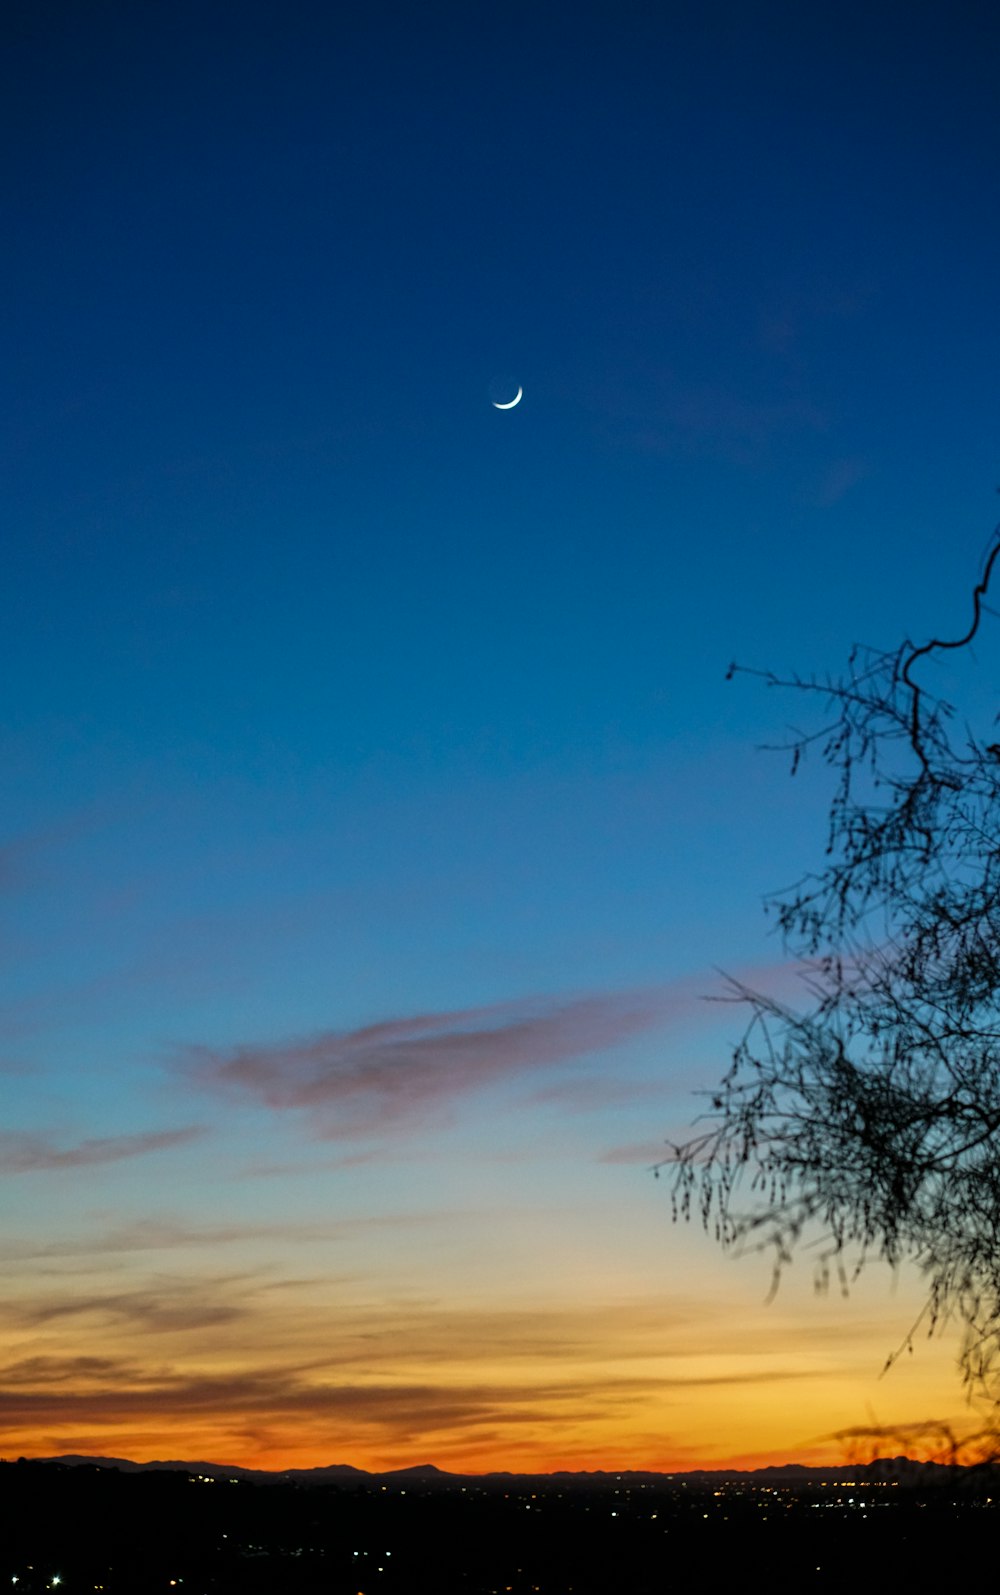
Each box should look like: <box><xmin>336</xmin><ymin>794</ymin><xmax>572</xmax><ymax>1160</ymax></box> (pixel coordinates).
<box><xmin>667</xmin><ymin>528</ymin><xmax>1000</xmax><ymax>1398</ymax></box>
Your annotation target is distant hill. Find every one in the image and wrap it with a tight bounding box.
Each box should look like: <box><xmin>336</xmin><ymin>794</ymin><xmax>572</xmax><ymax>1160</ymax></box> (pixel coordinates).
<box><xmin>29</xmin><ymin>1454</ymin><xmax>370</xmax><ymax>1485</ymax></box>
<box><xmin>22</xmin><ymin>1452</ymin><xmax>983</xmax><ymax>1490</ymax></box>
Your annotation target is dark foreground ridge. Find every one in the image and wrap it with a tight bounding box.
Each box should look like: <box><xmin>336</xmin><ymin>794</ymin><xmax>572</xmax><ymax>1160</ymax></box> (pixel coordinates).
<box><xmin>3</xmin><ymin>1454</ymin><xmax>999</xmax><ymax>1594</ymax></box>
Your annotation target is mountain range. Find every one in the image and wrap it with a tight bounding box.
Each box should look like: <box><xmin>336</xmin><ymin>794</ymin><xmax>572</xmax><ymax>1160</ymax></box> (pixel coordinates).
<box><xmin>21</xmin><ymin>1453</ymin><xmax>978</xmax><ymax>1489</ymax></box>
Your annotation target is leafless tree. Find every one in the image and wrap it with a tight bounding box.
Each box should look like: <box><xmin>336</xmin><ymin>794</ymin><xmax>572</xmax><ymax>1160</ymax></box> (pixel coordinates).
<box><xmin>665</xmin><ymin>528</ymin><xmax>1000</xmax><ymax>1399</ymax></box>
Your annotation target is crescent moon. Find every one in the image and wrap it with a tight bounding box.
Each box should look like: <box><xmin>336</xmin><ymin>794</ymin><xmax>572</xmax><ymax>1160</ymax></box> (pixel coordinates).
<box><xmin>492</xmin><ymin>386</ymin><xmax>523</xmax><ymax>410</ymax></box>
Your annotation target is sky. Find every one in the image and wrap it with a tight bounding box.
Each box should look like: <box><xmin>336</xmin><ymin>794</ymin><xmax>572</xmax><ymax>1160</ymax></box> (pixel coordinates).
<box><xmin>2</xmin><ymin>0</ymin><xmax>999</xmax><ymax>1472</ymax></box>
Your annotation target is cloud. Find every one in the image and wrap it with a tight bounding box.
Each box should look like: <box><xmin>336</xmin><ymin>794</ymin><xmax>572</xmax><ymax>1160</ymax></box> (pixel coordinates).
<box><xmin>0</xmin><ymin>1354</ymin><xmax>640</xmax><ymax>1432</ymax></box>
<box><xmin>0</xmin><ymin>1210</ymin><xmax>433</xmax><ymax>1260</ymax></box>
<box><xmin>184</xmin><ymin>989</ymin><xmax>690</xmax><ymax>1141</ymax></box>
<box><xmin>0</xmin><ymin>1125</ymin><xmax>207</xmax><ymax>1175</ymax></box>
<box><xmin>528</xmin><ymin>1077</ymin><xmax>672</xmax><ymax>1111</ymax></box>
<box><xmin>810</xmin><ymin>455</ymin><xmax>870</xmax><ymax>507</ymax></box>
<box><xmin>0</xmin><ymin>1290</ymin><xmax>893</xmax><ymax>1471</ymax></box>
<box><xmin>600</xmin><ymin>1139</ymin><xmax>676</xmax><ymax>1165</ymax></box>
<box><xmin>1</xmin><ymin>1355</ymin><xmax>129</xmax><ymax>1388</ymax></box>
<box><xmin>0</xmin><ymin>1354</ymin><xmax>814</xmax><ymax>1442</ymax></box>
<box><xmin>581</xmin><ymin>366</ymin><xmax>827</xmax><ymax>465</ymax></box>
<box><xmin>0</xmin><ymin>808</ymin><xmax>103</xmax><ymax>894</ymax></box>
<box><xmin>9</xmin><ymin>1280</ymin><xmax>252</xmax><ymax>1334</ymax></box>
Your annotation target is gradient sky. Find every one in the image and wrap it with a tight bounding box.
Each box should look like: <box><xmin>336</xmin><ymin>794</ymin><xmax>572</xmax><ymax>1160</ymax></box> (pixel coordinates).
<box><xmin>2</xmin><ymin>0</ymin><xmax>999</xmax><ymax>1471</ymax></box>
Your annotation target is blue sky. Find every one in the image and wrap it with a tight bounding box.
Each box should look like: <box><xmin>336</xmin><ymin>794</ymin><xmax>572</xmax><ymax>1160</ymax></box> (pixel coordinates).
<box><xmin>1</xmin><ymin>0</ymin><xmax>998</xmax><ymax>1469</ymax></box>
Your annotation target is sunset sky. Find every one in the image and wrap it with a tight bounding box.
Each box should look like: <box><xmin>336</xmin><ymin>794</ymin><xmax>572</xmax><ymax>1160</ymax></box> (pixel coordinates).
<box><xmin>3</xmin><ymin>0</ymin><xmax>1000</xmax><ymax>1472</ymax></box>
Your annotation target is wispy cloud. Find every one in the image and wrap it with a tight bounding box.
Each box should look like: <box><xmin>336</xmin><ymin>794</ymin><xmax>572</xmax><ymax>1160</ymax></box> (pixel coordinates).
<box><xmin>810</xmin><ymin>454</ymin><xmax>870</xmax><ymax>508</ymax></box>
<box><xmin>0</xmin><ymin>1289</ymin><xmax>906</xmax><ymax>1471</ymax></box>
<box><xmin>600</xmin><ymin>1139</ymin><xmax>676</xmax><ymax>1166</ymax></box>
<box><xmin>0</xmin><ymin>1211</ymin><xmax>436</xmax><ymax>1261</ymax></box>
<box><xmin>0</xmin><ymin>1126</ymin><xmax>207</xmax><ymax>1175</ymax></box>
<box><xmin>183</xmin><ymin>989</ymin><xmax>689</xmax><ymax>1141</ymax></box>
<box><xmin>0</xmin><ymin>1353</ymin><xmax>815</xmax><ymax>1442</ymax></box>
<box><xmin>528</xmin><ymin>1077</ymin><xmax>672</xmax><ymax>1111</ymax></box>
<box><xmin>0</xmin><ymin>808</ymin><xmax>103</xmax><ymax>894</ymax></box>
<box><xmin>10</xmin><ymin>1286</ymin><xmax>248</xmax><ymax>1334</ymax></box>
<box><xmin>580</xmin><ymin>366</ymin><xmax>827</xmax><ymax>465</ymax></box>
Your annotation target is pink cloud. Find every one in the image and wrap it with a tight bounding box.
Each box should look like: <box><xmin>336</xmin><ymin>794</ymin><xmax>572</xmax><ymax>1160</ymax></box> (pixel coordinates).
<box><xmin>528</xmin><ymin>1077</ymin><xmax>673</xmax><ymax>1111</ymax></box>
<box><xmin>185</xmin><ymin>988</ymin><xmax>696</xmax><ymax>1141</ymax></box>
<box><xmin>600</xmin><ymin>1140</ymin><xmax>676</xmax><ymax>1166</ymax></box>
<box><xmin>0</xmin><ymin>804</ymin><xmax>114</xmax><ymax>894</ymax></box>
<box><xmin>811</xmin><ymin>455</ymin><xmax>870</xmax><ymax>507</ymax></box>
<box><xmin>0</xmin><ymin>1125</ymin><xmax>207</xmax><ymax>1174</ymax></box>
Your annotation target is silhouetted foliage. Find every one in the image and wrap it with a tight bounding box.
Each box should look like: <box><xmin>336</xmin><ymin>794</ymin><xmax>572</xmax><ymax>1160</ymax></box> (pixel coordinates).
<box><xmin>667</xmin><ymin>530</ymin><xmax>1000</xmax><ymax>1398</ymax></box>
<box><xmin>836</xmin><ymin>1418</ymin><xmax>1000</xmax><ymax>1486</ymax></box>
